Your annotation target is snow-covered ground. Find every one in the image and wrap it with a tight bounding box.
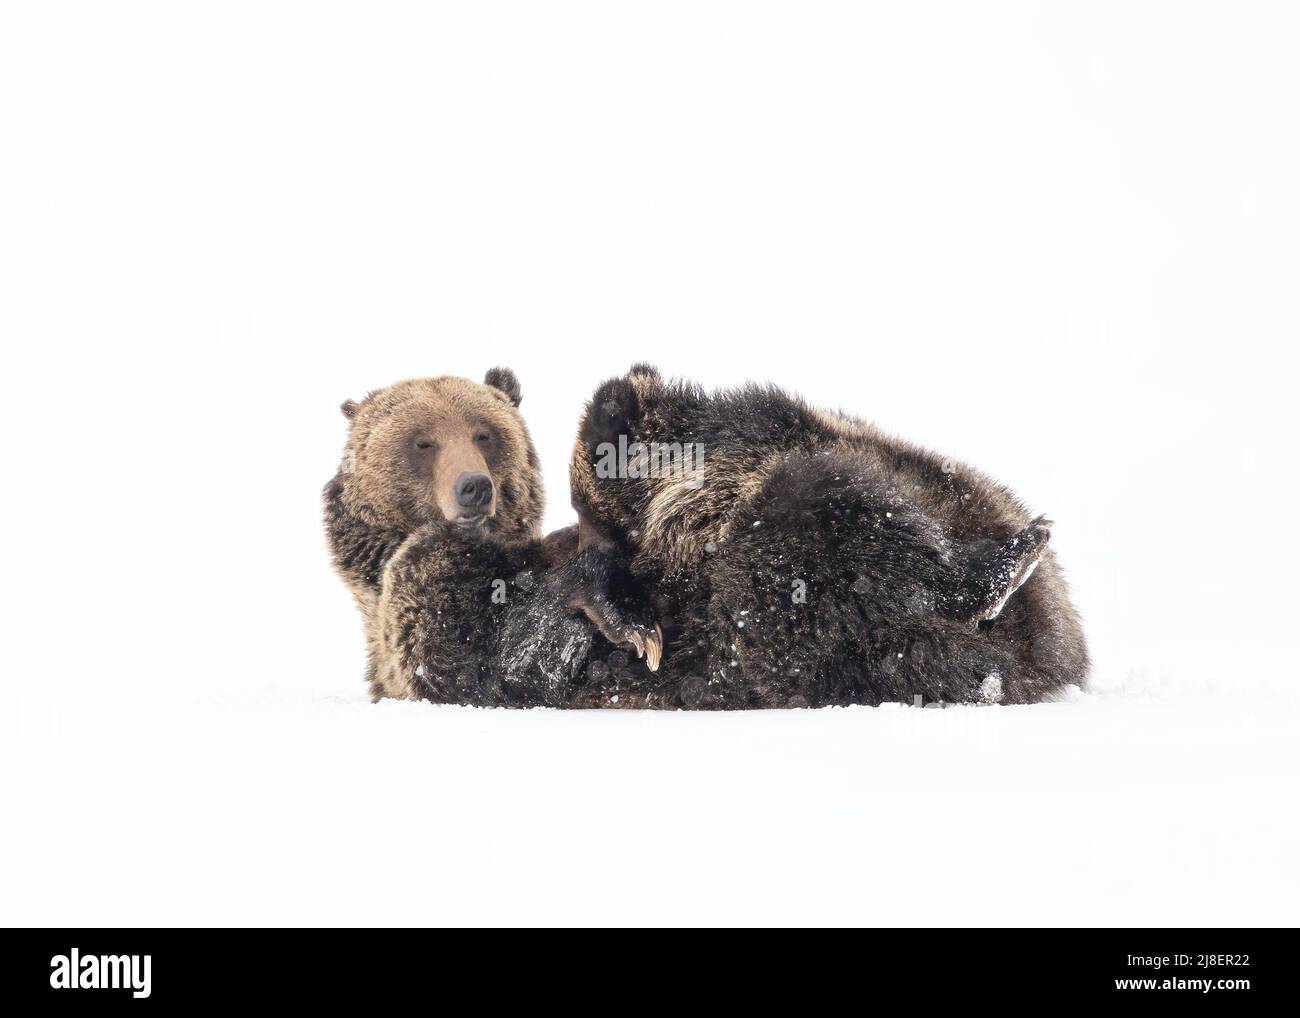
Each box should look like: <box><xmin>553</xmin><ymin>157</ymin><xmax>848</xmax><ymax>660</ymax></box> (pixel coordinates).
<box><xmin>3</xmin><ymin>669</ymin><xmax>1295</xmax><ymax>926</ymax></box>
<box><xmin>3</xmin><ymin>3</ymin><xmax>1298</xmax><ymax>925</ymax></box>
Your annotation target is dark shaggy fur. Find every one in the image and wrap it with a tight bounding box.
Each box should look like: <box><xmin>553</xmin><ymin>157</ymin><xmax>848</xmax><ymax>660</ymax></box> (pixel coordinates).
<box><xmin>567</xmin><ymin>364</ymin><xmax>1089</xmax><ymax>708</ymax></box>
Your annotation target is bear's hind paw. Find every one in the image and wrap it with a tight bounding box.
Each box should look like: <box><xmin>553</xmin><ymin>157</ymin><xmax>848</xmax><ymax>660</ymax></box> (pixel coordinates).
<box><xmin>977</xmin><ymin>515</ymin><xmax>1052</xmax><ymax>622</ymax></box>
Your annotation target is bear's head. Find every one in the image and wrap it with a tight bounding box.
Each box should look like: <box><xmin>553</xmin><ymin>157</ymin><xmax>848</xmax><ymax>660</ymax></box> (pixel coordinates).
<box><xmin>570</xmin><ymin>362</ymin><xmax>680</xmax><ymax>553</ymax></box>
<box><xmin>338</xmin><ymin>368</ymin><xmax>542</xmax><ymax>542</ymax></box>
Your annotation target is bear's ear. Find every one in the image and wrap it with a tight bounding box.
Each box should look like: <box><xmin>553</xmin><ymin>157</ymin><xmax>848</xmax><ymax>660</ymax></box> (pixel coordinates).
<box><xmin>627</xmin><ymin>362</ymin><xmax>661</xmax><ymax>383</ymax></box>
<box><xmin>484</xmin><ymin>367</ymin><xmax>522</xmax><ymax>407</ymax></box>
<box><xmin>340</xmin><ymin>399</ymin><xmax>359</xmax><ymax>420</ymax></box>
<box><xmin>582</xmin><ymin>376</ymin><xmax>641</xmax><ymax>453</ymax></box>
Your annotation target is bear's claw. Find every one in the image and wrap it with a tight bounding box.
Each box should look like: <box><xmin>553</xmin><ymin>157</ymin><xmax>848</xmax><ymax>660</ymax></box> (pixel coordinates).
<box><xmin>644</xmin><ymin>624</ymin><xmax>664</xmax><ymax>672</ymax></box>
<box><xmin>620</xmin><ymin>622</ymin><xmax>664</xmax><ymax>672</ymax></box>
<box><xmin>575</xmin><ymin>599</ymin><xmax>664</xmax><ymax>673</ymax></box>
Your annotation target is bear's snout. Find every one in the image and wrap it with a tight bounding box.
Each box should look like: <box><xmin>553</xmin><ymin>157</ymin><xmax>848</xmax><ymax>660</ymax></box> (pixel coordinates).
<box><xmin>454</xmin><ymin>472</ymin><xmax>494</xmax><ymax>514</ymax></box>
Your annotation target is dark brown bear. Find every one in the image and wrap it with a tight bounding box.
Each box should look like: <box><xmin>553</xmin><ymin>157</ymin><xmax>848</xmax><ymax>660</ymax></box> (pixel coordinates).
<box><xmin>568</xmin><ymin>364</ymin><xmax>1089</xmax><ymax>708</ymax></box>
<box><xmin>323</xmin><ymin>369</ymin><xmax>658</xmax><ymax>705</ymax></box>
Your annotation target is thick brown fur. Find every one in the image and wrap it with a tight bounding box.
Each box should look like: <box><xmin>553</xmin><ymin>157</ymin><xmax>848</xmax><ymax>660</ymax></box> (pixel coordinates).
<box><xmin>324</xmin><ymin>370</ymin><xmax>597</xmax><ymax>704</ymax></box>
<box><xmin>568</xmin><ymin>364</ymin><xmax>1090</xmax><ymax>708</ymax></box>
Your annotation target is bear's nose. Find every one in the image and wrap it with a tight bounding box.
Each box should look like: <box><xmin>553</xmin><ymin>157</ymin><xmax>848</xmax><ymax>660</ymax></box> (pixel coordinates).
<box><xmin>454</xmin><ymin>472</ymin><xmax>494</xmax><ymax>512</ymax></box>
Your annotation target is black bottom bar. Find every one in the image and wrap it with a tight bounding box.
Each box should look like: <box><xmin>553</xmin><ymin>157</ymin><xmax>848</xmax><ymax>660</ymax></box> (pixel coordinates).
<box><xmin>0</xmin><ymin>929</ymin><xmax>1283</xmax><ymax>1007</ymax></box>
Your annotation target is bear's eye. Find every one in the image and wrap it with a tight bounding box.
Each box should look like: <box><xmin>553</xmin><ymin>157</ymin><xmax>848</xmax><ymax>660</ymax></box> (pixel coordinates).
<box><xmin>414</xmin><ymin>439</ymin><xmax>435</xmax><ymax>451</ymax></box>
<box><xmin>473</xmin><ymin>430</ymin><xmax>493</xmax><ymax>446</ymax></box>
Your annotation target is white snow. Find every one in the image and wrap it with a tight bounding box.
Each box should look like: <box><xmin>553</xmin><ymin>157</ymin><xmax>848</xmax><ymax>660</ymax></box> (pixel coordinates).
<box><xmin>978</xmin><ymin>673</ymin><xmax>1003</xmax><ymax>704</ymax></box>
<box><xmin>1</xmin><ymin>671</ymin><xmax>1295</xmax><ymax>926</ymax></box>
<box><xmin>3</xmin><ymin>2</ymin><xmax>1299</xmax><ymax>926</ymax></box>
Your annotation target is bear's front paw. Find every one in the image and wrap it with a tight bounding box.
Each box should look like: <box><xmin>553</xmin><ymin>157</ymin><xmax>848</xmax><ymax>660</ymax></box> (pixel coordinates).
<box><xmin>578</xmin><ymin>600</ymin><xmax>663</xmax><ymax>672</ymax></box>
<box><xmin>601</xmin><ymin>614</ymin><xmax>663</xmax><ymax>673</ymax></box>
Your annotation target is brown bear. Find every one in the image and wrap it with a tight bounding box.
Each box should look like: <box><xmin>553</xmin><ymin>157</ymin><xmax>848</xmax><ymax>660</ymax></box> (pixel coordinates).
<box><xmin>568</xmin><ymin>364</ymin><xmax>1089</xmax><ymax>708</ymax></box>
<box><xmin>323</xmin><ymin>368</ymin><xmax>659</xmax><ymax>705</ymax></box>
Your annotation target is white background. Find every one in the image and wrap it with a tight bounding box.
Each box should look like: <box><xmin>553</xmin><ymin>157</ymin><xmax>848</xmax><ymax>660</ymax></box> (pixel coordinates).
<box><xmin>2</xmin><ymin>1</ymin><xmax>1296</xmax><ymax>925</ymax></box>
